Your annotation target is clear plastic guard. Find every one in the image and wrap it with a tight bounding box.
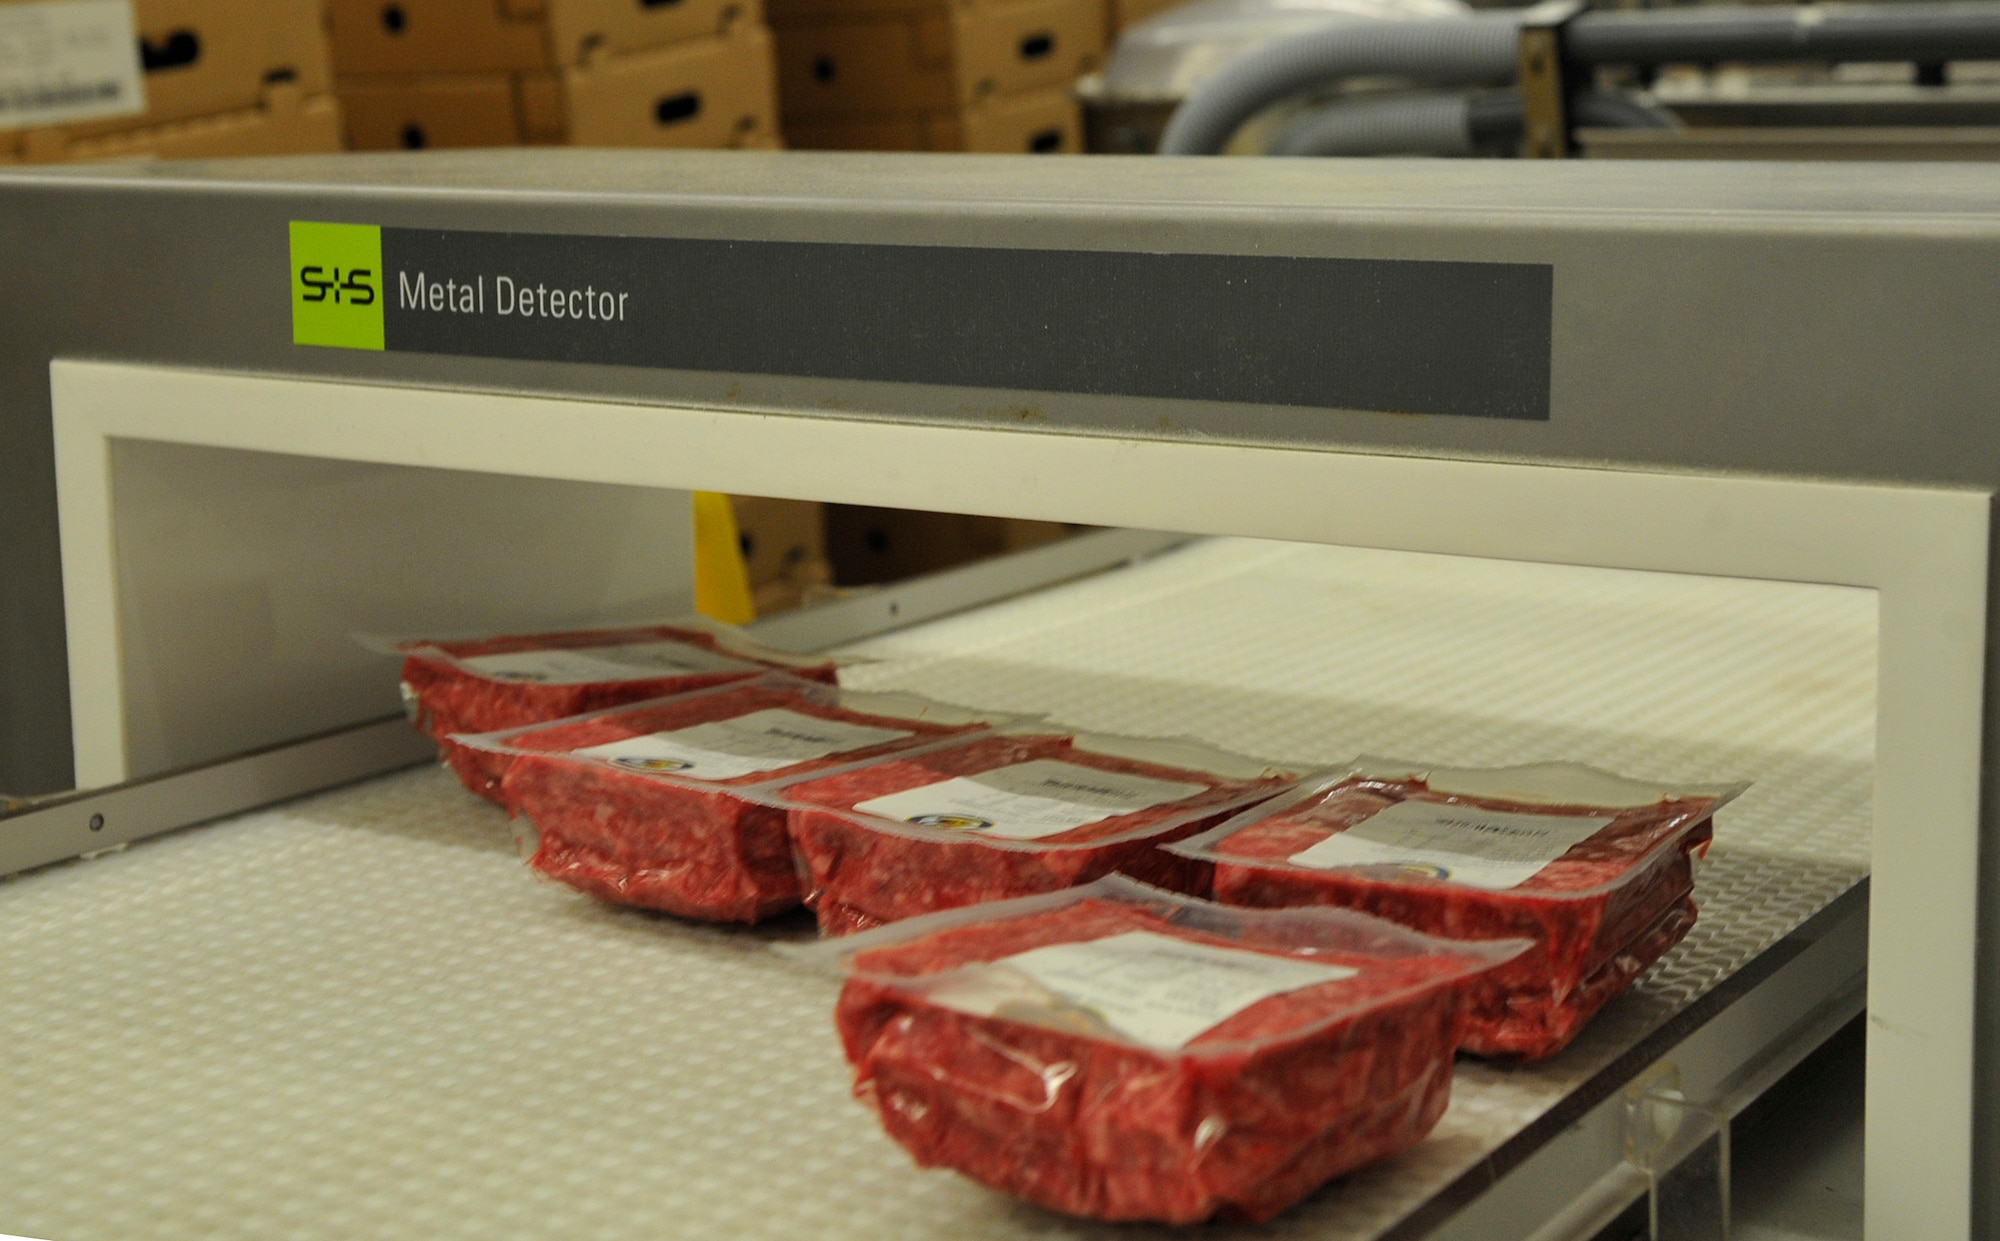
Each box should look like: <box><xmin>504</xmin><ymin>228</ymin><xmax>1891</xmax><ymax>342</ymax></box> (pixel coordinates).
<box><xmin>1624</xmin><ymin>1064</ymin><xmax>1729</xmax><ymax>1241</ymax></box>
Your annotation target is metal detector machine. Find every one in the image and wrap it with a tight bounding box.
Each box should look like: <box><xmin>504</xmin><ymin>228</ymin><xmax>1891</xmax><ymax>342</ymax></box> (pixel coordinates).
<box><xmin>0</xmin><ymin>151</ymin><xmax>1994</xmax><ymax>1240</ymax></box>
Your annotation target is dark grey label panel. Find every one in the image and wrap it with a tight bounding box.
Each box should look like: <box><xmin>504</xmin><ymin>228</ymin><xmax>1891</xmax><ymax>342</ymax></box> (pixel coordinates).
<box><xmin>380</xmin><ymin>228</ymin><xmax>1552</xmax><ymax>421</ymax></box>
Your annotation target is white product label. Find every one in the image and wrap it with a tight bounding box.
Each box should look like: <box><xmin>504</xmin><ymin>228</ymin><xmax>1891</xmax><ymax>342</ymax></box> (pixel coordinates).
<box><xmin>926</xmin><ymin>930</ymin><xmax>1356</xmax><ymax>1049</ymax></box>
<box><xmin>853</xmin><ymin>759</ymin><xmax>1206</xmax><ymax>841</ymax></box>
<box><xmin>0</xmin><ymin>1</ymin><xmax>143</xmax><ymax>130</ymax></box>
<box><xmin>570</xmin><ymin>708</ymin><xmax>910</xmax><ymax>781</ymax></box>
<box><xmin>1287</xmin><ymin>799</ymin><xmax>1614</xmax><ymax>890</ymax></box>
<box><xmin>460</xmin><ymin>640</ymin><xmax>745</xmax><ymax>685</ymax></box>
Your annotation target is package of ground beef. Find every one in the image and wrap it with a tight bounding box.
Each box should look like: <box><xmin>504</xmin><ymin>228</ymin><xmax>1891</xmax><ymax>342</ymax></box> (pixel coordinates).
<box><xmin>455</xmin><ymin>675</ymin><xmax>1009</xmax><ymax>923</ymax></box>
<box><xmin>1168</xmin><ymin>760</ymin><xmax>1746</xmax><ymax>1060</ymax></box>
<box><xmin>791</xmin><ymin>875</ymin><xmax>1528</xmax><ymax>1223</ymax></box>
<box><xmin>366</xmin><ymin>619</ymin><xmax>838</xmax><ymax>803</ymax></box>
<box><xmin>767</xmin><ymin>727</ymin><xmax>1297</xmax><ymax>936</ymax></box>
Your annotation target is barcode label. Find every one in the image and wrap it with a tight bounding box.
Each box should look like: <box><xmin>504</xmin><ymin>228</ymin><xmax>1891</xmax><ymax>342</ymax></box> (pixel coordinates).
<box><xmin>0</xmin><ymin>0</ymin><xmax>144</xmax><ymax>131</ymax></box>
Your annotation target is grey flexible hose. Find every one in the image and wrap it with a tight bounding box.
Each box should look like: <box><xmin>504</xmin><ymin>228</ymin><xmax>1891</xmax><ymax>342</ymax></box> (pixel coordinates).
<box><xmin>1565</xmin><ymin>1</ymin><xmax>2000</xmax><ymax>67</ymax></box>
<box><xmin>1267</xmin><ymin>92</ymin><xmax>1475</xmax><ymax>156</ymax></box>
<box><xmin>1157</xmin><ymin>13</ymin><xmax>1525</xmax><ymax>156</ymax></box>
<box><xmin>1270</xmin><ymin>89</ymin><xmax>1677</xmax><ymax>157</ymax></box>
<box><xmin>1161</xmin><ymin>1</ymin><xmax>2000</xmax><ymax>156</ymax></box>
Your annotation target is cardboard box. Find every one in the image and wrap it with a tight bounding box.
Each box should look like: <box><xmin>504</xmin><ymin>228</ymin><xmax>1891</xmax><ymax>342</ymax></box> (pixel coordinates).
<box><xmin>339</xmin><ymin>24</ymin><xmax>779</xmax><ymax>149</ymax></box>
<box><xmin>768</xmin><ymin>0</ymin><xmax>985</xmax><ymax>17</ymax></box>
<box><xmin>784</xmin><ymin>82</ymin><xmax>1077</xmax><ymax>151</ymax></box>
<box><xmin>325</xmin><ymin>0</ymin><xmax>761</xmax><ymax>75</ymax></box>
<box><xmin>0</xmin><ymin>83</ymin><xmax>340</xmax><ymax>163</ymax></box>
<box><xmin>564</xmin><ymin>22</ymin><xmax>778</xmax><ymax>146</ymax></box>
<box><xmin>730</xmin><ymin>497</ymin><xmax>827</xmax><ymax>589</ymax></box>
<box><xmin>771</xmin><ymin>0</ymin><xmax>1100</xmax><ymax>116</ymax></box>
<box><xmin>824</xmin><ymin>506</ymin><xmax>1080</xmax><ymax>585</ymax></box>
<box><xmin>2</xmin><ymin>0</ymin><xmax>335</xmax><ymax>140</ymax></box>
<box><xmin>731</xmin><ymin>496</ymin><xmax>833</xmax><ymax>617</ymax></box>
<box><xmin>340</xmin><ymin>72</ymin><xmax>522</xmax><ymax>148</ymax></box>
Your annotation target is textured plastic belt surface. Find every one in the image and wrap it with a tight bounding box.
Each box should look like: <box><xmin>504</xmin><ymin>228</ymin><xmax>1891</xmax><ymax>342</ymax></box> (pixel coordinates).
<box><xmin>0</xmin><ymin>538</ymin><xmax>1872</xmax><ymax>1241</ymax></box>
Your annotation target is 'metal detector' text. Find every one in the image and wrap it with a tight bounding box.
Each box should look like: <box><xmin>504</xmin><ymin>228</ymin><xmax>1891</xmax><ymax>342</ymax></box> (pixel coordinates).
<box><xmin>397</xmin><ymin>271</ymin><xmax>628</xmax><ymax>321</ymax></box>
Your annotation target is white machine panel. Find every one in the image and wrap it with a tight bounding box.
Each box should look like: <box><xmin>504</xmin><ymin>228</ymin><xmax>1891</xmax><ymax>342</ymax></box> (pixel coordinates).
<box><xmin>99</xmin><ymin>441</ymin><xmax>694</xmax><ymax>780</ymax></box>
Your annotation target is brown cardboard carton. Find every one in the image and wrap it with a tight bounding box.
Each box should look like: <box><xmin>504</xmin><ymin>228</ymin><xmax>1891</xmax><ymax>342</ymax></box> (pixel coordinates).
<box><xmin>784</xmin><ymin>82</ymin><xmax>1077</xmax><ymax>150</ymax></box>
<box><xmin>0</xmin><ymin>0</ymin><xmax>334</xmax><ymax>138</ymax></box>
<box><xmin>730</xmin><ymin>497</ymin><xmax>828</xmax><ymax>589</ymax></box>
<box><xmin>338</xmin><ymin>23</ymin><xmax>778</xmax><ymax>149</ymax></box>
<box><xmin>8</xmin><ymin>83</ymin><xmax>340</xmax><ymax>162</ymax></box>
<box><xmin>730</xmin><ymin>495</ymin><xmax>835</xmax><ymax>616</ymax></box>
<box><xmin>327</xmin><ymin>0</ymin><xmax>542</xmax><ymax>74</ymax></box>
<box><xmin>545</xmin><ymin>0</ymin><xmax>760</xmax><ymax>73</ymax></box>
<box><xmin>825</xmin><ymin>507</ymin><xmax>990</xmax><ymax>585</ymax></box>
<box><xmin>562</xmin><ymin>23</ymin><xmax>778</xmax><ymax>147</ymax></box>
<box><xmin>768</xmin><ymin>0</ymin><xmax>977</xmax><ymax>18</ymax></box>
<box><xmin>339</xmin><ymin>72</ymin><xmax>522</xmax><ymax>148</ymax></box>
<box><xmin>772</xmin><ymin>0</ymin><xmax>1099</xmax><ymax>116</ymax></box>
<box><xmin>750</xmin><ymin>563</ymin><xmax>834</xmax><ymax>617</ymax></box>
<box><xmin>516</xmin><ymin>70</ymin><xmax>568</xmax><ymax>140</ymax></box>
<box><xmin>998</xmin><ymin>517</ymin><xmax>1075</xmax><ymax>551</ymax></box>
<box><xmin>325</xmin><ymin>0</ymin><xmax>760</xmax><ymax>75</ymax></box>
<box><xmin>824</xmin><ymin>507</ymin><xmax>1079</xmax><ymax>585</ymax></box>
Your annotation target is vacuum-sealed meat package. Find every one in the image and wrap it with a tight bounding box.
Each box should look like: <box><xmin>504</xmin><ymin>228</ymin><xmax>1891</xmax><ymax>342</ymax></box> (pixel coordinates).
<box><xmin>768</xmin><ymin>727</ymin><xmax>1297</xmax><ymax>935</ymax></box>
<box><xmin>456</xmin><ymin>675</ymin><xmax>1010</xmax><ymax>922</ymax></box>
<box><xmin>368</xmin><ymin>620</ymin><xmax>838</xmax><ymax>802</ymax></box>
<box><xmin>1168</xmin><ymin>760</ymin><xmax>1745</xmax><ymax>1060</ymax></box>
<box><xmin>794</xmin><ymin>875</ymin><xmax>1528</xmax><ymax>1223</ymax></box>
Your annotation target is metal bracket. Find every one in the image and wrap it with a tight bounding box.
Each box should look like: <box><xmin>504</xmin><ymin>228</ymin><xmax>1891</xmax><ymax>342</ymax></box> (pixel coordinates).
<box><xmin>1517</xmin><ymin>0</ymin><xmax>1586</xmax><ymax>159</ymax></box>
<box><xmin>0</xmin><ymin>716</ymin><xmax>435</xmax><ymax>880</ymax></box>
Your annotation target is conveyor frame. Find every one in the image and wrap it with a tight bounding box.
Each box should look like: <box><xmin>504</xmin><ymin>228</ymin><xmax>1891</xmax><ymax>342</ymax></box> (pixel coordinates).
<box><xmin>1</xmin><ymin>533</ymin><xmax>1880</xmax><ymax>1241</ymax></box>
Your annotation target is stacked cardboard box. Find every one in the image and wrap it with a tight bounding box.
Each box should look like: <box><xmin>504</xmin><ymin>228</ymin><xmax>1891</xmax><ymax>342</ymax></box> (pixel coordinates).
<box><xmin>825</xmin><ymin>505</ymin><xmax>1080</xmax><ymax>584</ymax></box>
<box><xmin>329</xmin><ymin>0</ymin><xmax>780</xmax><ymax>149</ymax></box>
<box><xmin>770</xmin><ymin>0</ymin><xmax>1100</xmax><ymax>152</ymax></box>
<box><xmin>0</xmin><ymin>0</ymin><xmax>340</xmax><ymax>164</ymax></box>
<box><xmin>730</xmin><ymin>496</ymin><xmax>836</xmax><ymax>616</ymax></box>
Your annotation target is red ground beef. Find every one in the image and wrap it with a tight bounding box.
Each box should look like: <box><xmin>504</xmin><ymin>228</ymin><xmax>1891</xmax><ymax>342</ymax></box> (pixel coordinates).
<box><xmin>399</xmin><ymin>623</ymin><xmax>836</xmax><ymax>803</ymax></box>
<box><xmin>779</xmin><ymin>732</ymin><xmax>1293</xmax><ymax>935</ymax></box>
<box><xmin>1192</xmin><ymin>776</ymin><xmax>1722</xmax><ymax>1060</ymax></box>
<box><xmin>832</xmin><ymin>888</ymin><xmax>1515</xmax><ymax>1223</ymax></box>
<box><xmin>493</xmin><ymin>680</ymin><xmax>979</xmax><ymax>922</ymax></box>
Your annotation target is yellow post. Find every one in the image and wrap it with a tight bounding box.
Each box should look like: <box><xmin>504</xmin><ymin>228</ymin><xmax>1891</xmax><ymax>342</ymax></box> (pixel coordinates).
<box><xmin>692</xmin><ymin>491</ymin><xmax>756</xmax><ymax>625</ymax></box>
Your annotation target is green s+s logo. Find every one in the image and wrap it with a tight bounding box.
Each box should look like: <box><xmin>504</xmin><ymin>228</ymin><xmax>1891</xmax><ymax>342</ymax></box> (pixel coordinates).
<box><xmin>290</xmin><ymin>221</ymin><xmax>385</xmax><ymax>350</ymax></box>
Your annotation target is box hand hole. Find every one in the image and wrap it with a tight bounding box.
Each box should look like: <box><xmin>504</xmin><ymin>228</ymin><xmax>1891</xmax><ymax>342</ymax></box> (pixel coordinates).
<box><xmin>1029</xmin><ymin>127</ymin><xmax>1062</xmax><ymax>152</ymax></box>
<box><xmin>381</xmin><ymin>3</ymin><xmax>407</xmax><ymax>33</ymax></box>
<box><xmin>656</xmin><ymin>92</ymin><xmax>702</xmax><ymax>124</ymax></box>
<box><xmin>641</xmin><ymin>0</ymin><xmax>687</xmax><ymax>9</ymax></box>
<box><xmin>401</xmin><ymin>123</ymin><xmax>427</xmax><ymax>149</ymax></box>
<box><xmin>139</xmin><ymin>30</ymin><xmax>199</xmax><ymax>72</ymax></box>
<box><xmin>1018</xmin><ymin>31</ymin><xmax>1054</xmax><ymax>59</ymax></box>
<box><xmin>812</xmin><ymin>55</ymin><xmax>836</xmax><ymax>82</ymax></box>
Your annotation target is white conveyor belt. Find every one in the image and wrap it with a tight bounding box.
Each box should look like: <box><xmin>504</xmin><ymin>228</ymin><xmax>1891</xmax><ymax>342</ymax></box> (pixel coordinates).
<box><xmin>0</xmin><ymin>537</ymin><xmax>1874</xmax><ymax>1241</ymax></box>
